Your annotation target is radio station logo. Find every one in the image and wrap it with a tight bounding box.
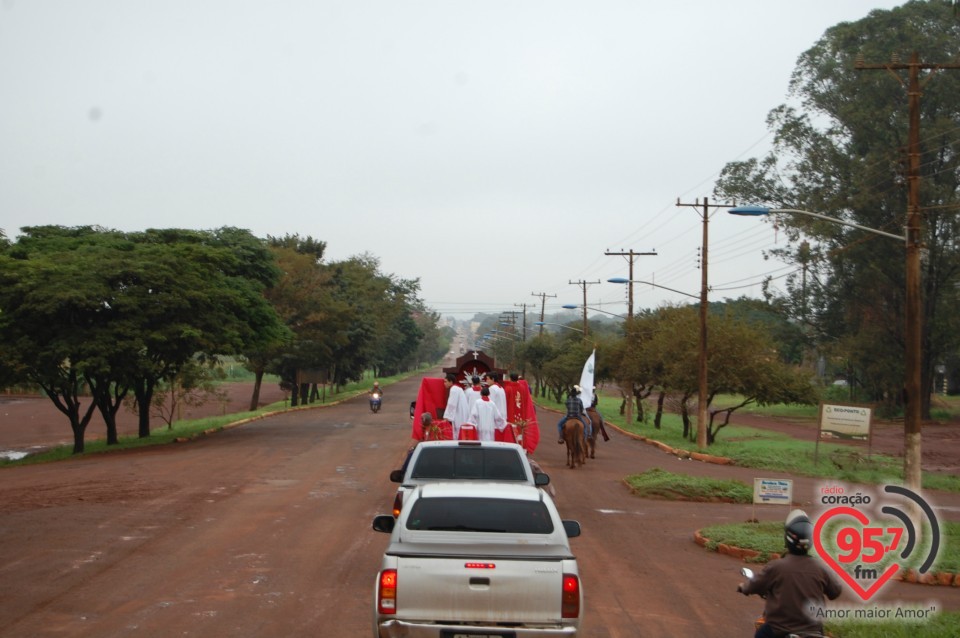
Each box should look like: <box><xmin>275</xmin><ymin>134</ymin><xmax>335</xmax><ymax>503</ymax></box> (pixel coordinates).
<box><xmin>814</xmin><ymin>484</ymin><xmax>941</xmax><ymax>602</ymax></box>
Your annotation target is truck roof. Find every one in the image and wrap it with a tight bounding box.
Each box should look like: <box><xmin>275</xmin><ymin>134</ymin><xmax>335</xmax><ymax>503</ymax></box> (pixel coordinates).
<box><xmin>414</xmin><ymin>440</ymin><xmax>526</xmax><ymax>451</ymax></box>
<box><xmin>387</xmin><ymin>482</ymin><xmax>574</xmax><ymax>557</ymax></box>
<box><xmin>417</xmin><ymin>481</ymin><xmax>543</xmax><ymax>501</ymax></box>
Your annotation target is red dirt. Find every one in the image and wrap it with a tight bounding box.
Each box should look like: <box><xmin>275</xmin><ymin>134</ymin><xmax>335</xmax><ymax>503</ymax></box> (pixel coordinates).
<box><xmin>0</xmin><ymin>382</ymin><xmax>288</xmax><ymax>456</ymax></box>
<box><xmin>2</xmin><ymin>380</ymin><xmax>960</xmax><ymax>637</ymax></box>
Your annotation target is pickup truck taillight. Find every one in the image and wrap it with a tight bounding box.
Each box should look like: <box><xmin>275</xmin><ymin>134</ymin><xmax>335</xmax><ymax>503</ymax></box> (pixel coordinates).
<box><xmin>561</xmin><ymin>574</ymin><xmax>580</xmax><ymax>618</ymax></box>
<box><xmin>392</xmin><ymin>492</ymin><xmax>403</xmax><ymax>518</ymax></box>
<box><xmin>377</xmin><ymin>569</ymin><xmax>397</xmax><ymax>614</ymax></box>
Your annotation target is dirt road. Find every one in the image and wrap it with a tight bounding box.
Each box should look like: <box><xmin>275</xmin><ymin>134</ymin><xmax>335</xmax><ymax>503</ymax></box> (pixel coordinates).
<box><xmin>2</xmin><ymin>372</ymin><xmax>959</xmax><ymax>637</ymax></box>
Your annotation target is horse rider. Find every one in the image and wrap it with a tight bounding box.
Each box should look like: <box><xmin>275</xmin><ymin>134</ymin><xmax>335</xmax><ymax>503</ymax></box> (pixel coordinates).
<box><xmin>557</xmin><ymin>385</ymin><xmax>591</xmax><ymax>444</ymax></box>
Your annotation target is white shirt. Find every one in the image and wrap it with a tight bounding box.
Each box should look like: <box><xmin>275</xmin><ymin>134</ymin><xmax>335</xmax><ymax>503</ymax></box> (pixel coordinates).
<box><xmin>443</xmin><ymin>384</ymin><xmax>469</xmax><ymax>438</ymax></box>
<box><xmin>467</xmin><ymin>398</ymin><xmax>506</xmax><ymax>441</ymax></box>
<box><xmin>464</xmin><ymin>386</ymin><xmax>483</xmax><ymax>417</ymax></box>
<box><xmin>488</xmin><ymin>384</ymin><xmax>507</xmax><ymax>423</ymax></box>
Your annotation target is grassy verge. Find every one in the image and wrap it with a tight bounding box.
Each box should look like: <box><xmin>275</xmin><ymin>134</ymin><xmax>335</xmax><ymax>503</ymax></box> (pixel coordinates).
<box><xmin>700</xmin><ymin>520</ymin><xmax>783</xmax><ymax>562</ymax></box>
<box><xmin>1</xmin><ymin>365</ymin><xmax>431</xmax><ymax>467</ymax></box>
<box><xmin>625</xmin><ymin>468</ymin><xmax>753</xmax><ymax>503</ymax></box>
<box><xmin>700</xmin><ymin>520</ymin><xmax>960</xmax><ymax>573</ymax></box>
<box><xmin>826</xmin><ymin>614</ymin><xmax>960</xmax><ymax>638</ymax></box>
<box><xmin>538</xmin><ymin>394</ymin><xmax>960</xmax><ymax>493</ymax></box>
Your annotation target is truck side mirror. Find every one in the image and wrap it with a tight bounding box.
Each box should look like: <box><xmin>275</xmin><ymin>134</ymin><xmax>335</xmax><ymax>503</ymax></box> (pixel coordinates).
<box><xmin>535</xmin><ymin>473</ymin><xmax>550</xmax><ymax>486</ymax></box>
<box><xmin>389</xmin><ymin>470</ymin><xmax>404</xmax><ymax>483</ymax></box>
<box><xmin>372</xmin><ymin>515</ymin><xmax>396</xmax><ymax>533</ymax></box>
<box><xmin>562</xmin><ymin>520</ymin><xmax>581</xmax><ymax>538</ymax></box>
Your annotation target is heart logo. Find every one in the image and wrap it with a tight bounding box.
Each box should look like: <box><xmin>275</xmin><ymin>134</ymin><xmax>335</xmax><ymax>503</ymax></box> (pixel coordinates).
<box><xmin>813</xmin><ymin>506</ymin><xmax>900</xmax><ymax>601</ymax></box>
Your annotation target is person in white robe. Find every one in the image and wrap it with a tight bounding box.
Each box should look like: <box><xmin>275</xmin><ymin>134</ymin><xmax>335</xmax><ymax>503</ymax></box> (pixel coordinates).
<box><xmin>464</xmin><ymin>375</ymin><xmax>483</xmax><ymax>416</ymax></box>
<box><xmin>483</xmin><ymin>372</ymin><xmax>508</xmax><ymax>426</ymax></box>
<box><xmin>442</xmin><ymin>373</ymin><xmax>469</xmax><ymax>439</ymax></box>
<box><xmin>467</xmin><ymin>387</ymin><xmax>507</xmax><ymax>441</ymax></box>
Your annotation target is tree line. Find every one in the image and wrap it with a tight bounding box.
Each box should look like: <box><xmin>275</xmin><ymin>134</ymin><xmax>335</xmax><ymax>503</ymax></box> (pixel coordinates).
<box><xmin>714</xmin><ymin>1</ymin><xmax>960</xmax><ymax>421</ymax></box>
<box><xmin>476</xmin><ymin>299</ymin><xmax>817</xmax><ymax>447</ymax></box>
<box><xmin>477</xmin><ymin>2</ymin><xmax>960</xmax><ymax>448</ymax></box>
<box><xmin>0</xmin><ymin>226</ymin><xmax>449</xmax><ymax>453</ymax></box>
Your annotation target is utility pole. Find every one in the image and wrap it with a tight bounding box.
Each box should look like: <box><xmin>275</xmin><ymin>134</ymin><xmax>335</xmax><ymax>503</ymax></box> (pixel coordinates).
<box><xmin>855</xmin><ymin>51</ymin><xmax>960</xmax><ymax>495</ymax></box>
<box><xmin>531</xmin><ymin>292</ymin><xmax>557</xmax><ymax>336</ymax></box>
<box><xmin>513</xmin><ymin>303</ymin><xmax>529</xmax><ymax>341</ymax></box>
<box><xmin>568</xmin><ymin>280</ymin><xmax>601</xmax><ymax>336</ymax></box>
<box><xmin>675</xmin><ymin>197</ymin><xmax>734</xmax><ymax>449</ymax></box>
<box><xmin>604</xmin><ymin>249</ymin><xmax>657</xmax><ymax>319</ymax></box>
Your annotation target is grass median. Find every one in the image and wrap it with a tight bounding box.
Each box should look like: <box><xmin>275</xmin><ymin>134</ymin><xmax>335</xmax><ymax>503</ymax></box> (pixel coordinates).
<box><xmin>625</xmin><ymin>468</ymin><xmax>753</xmax><ymax>503</ymax></box>
<box><xmin>535</xmin><ymin>393</ymin><xmax>960</xmax><ymax>493</ymax></box>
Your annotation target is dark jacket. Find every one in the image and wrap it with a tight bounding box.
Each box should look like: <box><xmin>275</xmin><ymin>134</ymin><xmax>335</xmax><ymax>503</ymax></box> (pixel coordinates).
<box><xmin>741</xmin><ymin>553</ymin><xmax>842</xmax><ymax>635</ymax></box>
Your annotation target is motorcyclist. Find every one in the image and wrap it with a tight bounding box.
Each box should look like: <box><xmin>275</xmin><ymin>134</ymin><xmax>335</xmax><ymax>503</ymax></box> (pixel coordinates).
<box><xmin>369</xmin><ymin>381</ymin><xmax>382</xmax><ymax>397</ymax></box>
<box><xmin>738</xmin><ymin>509</ymin><xmax>842</xmax><ymax>638</ymax></box>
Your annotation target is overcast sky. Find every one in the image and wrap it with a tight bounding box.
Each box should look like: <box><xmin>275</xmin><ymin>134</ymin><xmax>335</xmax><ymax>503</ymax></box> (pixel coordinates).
<box><xmin>0</xmin><ymin>1</ymin><xmax>905</xmax><ymax>320</ymax></box>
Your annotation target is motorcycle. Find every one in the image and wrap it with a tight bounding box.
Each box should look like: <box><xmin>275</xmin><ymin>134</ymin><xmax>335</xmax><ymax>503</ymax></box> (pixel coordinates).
<box><xmin>739</xmin><ymin>568</ymin><xmax>765</xmax><ymax>633</ymax></box>
<box><xmin>369</xmin><ymin>392</ymin><xmax>382</xmax><ymax>413</ymax></box>
<box><xmin>738</xmin><ymin>568</ymin><xmax>826</xmax><ymax>638</ymax></box>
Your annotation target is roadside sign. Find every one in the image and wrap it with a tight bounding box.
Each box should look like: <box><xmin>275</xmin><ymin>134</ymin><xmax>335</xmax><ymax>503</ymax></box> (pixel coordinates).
<box><xmin>751</xmin><ymin>478</ymin><xmax>793</xmax><ymax>522</ymax></box>
<box><xmin>753</xmin><ymin>478</ymin><xmax>793</xmax><ymax>505</ymax></box>
<box><xmin>819</xmin><ymin>403</ymin><xmax>872</xmax><ymax>441</ymax></box>
<box><xmin>814</xmin><ymin>401</ymin><xmax>873</xmax><ymax>464</ymax></box>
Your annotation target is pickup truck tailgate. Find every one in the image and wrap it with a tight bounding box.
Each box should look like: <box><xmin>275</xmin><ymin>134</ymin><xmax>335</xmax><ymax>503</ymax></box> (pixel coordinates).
<box><xmin>395</xmin><ymin>556</ymin><xmax>563</xmax><ymax>622</ymax></box>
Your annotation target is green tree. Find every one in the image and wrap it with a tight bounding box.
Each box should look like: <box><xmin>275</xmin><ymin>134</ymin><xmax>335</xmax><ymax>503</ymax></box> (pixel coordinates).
<box><xmin>412</xmin><ymin>310</ymin><xmax>451</xmax><ymax>367</ymax></box>
<box><xmin>715</xmin><ymin>1</ymin><xmax>960</xmax><ymax>420</ymax></box>
<box><xmin>540</xmin><ymin>340</ymin><xmax>594</xmax><ymax>403</ymax></box>
<box><xmin>517</xmin><ymin>333</ymin><xmax>559</xmax><ymax>397</ymax></box>
<box><xmin>258</xmin><ymin>237</ymin><xmax>344</xmax><ymax>408</ymax></box>
<box><xmin>613</xmin><ymin>313</ymin><xmax>660</xmax><ymax>426</ymax></box>
<box><xmin>0</xmin><ymin>237</ymin><xmax>105</xmax><ymax>452</ymax></box>
<box><xmin>0</xmin><ymin>226</ymin><xmax>285</xmax><ymax>452</ymax></box>
<box><xmin>631</xmin><ymin>306</ymin><xmax>817</xmax><ymax>445</ymax></box>
<box><xmin>124</xmin><ymin>228</ymin><xmax>284</xmax><ymax>436</ymax></box>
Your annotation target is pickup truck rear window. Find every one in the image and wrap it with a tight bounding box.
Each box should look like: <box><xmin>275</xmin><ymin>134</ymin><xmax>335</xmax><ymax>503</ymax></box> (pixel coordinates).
<box><xmin>410</xmin><ymin>447</ymin><xmax>527</xmax><ymax>481</ymax></box>
<box><xmin>405</xmin><ymin>497</ymin><xmax>554</xmax><ymax>534</ymax></box>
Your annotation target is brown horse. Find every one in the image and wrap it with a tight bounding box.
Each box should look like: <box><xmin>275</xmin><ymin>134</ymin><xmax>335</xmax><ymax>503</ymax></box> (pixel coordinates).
<box><xmin>563</xmin><ymin>418</ymin><xmax>586</xmax><ymax>469</ymax></box>
<box><xmin>585</xmin><ymin>407</ymin><xmax>601</xmax><ymax>459</ymax></box>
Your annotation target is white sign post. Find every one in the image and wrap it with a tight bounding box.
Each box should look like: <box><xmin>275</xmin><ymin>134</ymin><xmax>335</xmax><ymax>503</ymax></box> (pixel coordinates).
<box><xmin>752</xmin><ymin>478</ymin><xmax>793</xmax><ymax>522</ymax></box>
<box><xmin>815</xmin><ymin>402</ymin><xmax>873</xmax><ymax>464</ymax></box>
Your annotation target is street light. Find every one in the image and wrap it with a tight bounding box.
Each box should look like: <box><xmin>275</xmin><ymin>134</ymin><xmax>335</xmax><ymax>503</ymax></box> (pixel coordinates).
<box><xmin>607</xmin><ymin>278</ymin><xmax>699</xmax><ymax>300</ymax></box>
<box><xmin>728</xmin><ymin>206</ymin><xmax>905</xmax><ymax>241</ymax></box>
<box><xmin>729</xmin><ymin>205</ymin><xmax>921</xmax><ymax>493</ymax></box>
<box><xmin>560</xmin><ymin>304</ymin><xmax>627</xmax><ymax>320</ymax></box>
<box><xmin>533</xmin><ymin>321</ymin><xmax>585</xmax><ymax>334</ymax></box>
<box><xmin>609</xmin><ymin>277</ymin><xmax>708</xmax><ymax>448</ymax></box>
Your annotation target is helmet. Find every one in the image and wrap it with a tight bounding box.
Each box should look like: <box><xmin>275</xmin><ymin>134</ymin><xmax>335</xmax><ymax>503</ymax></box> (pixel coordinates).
<box><xmin>373</xmin><ymin>381</ymin><xmax>380</xmax><ymax>387</ymax></box>
<box><xmin>784</xmin><ymin>509</ymin><xmax>813</xmax><ymax>555</ymax></box>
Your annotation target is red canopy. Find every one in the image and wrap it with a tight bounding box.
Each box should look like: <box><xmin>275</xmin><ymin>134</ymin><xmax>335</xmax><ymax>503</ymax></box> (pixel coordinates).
<box><xmin>411</xmin><ymin>377</ymin><xmax>540</xmax><ymax>454</ymax></box>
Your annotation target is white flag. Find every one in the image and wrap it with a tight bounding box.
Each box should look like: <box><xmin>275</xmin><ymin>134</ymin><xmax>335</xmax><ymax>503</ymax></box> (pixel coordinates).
<box><xmin>578</xmin><ymin>350</ymin><xmax>596</xmax><ymax>408</ymax></box>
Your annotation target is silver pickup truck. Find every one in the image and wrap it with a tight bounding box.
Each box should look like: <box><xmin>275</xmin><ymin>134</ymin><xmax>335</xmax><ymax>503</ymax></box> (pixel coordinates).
<box><xmin>372</xmin><ymin>482</ymin><xmax>583</xmax><ymax>637</ymax></box>
<box><xmin>389</xmin><ymin>440</ymin><xmax>551</xmax><ymax>517</ymax></box>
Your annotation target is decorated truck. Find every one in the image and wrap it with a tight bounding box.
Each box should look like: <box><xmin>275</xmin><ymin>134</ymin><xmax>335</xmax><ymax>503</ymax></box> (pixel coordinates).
<box><xmin>410</xmin><ymin>350</ymin><xmax>541</xmax><ymax>453</ymax></box>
